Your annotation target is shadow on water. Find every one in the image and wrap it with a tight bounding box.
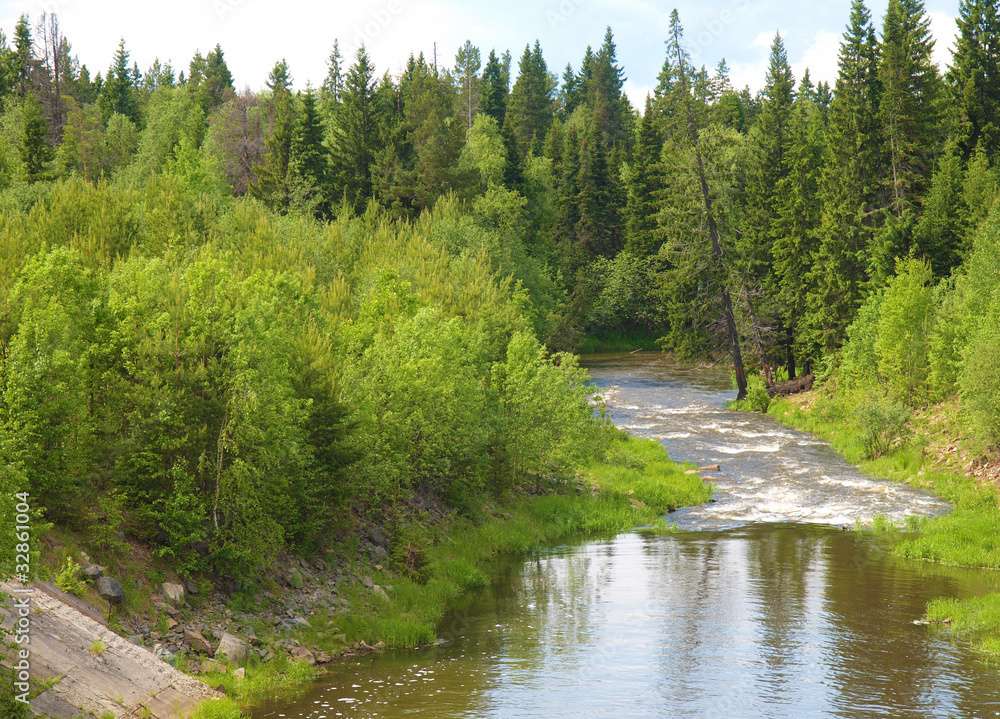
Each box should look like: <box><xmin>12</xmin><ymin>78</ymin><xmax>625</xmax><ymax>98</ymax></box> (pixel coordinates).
<box><xmin>255</xmin><ymin>354</ymin><xmax>1000</xmax><ymax>719</ymax></box>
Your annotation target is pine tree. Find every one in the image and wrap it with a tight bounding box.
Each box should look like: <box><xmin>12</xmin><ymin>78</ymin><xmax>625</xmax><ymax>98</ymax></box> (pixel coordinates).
<box><xmin>203</xmin><ymin>45</ymin><xmax>234</xmax><ymax>110</ymax></box>
<box><xmin>948</xmin><ymin>0</ymin><xmax>1000</xmax><ymax>159</ymax></box>
<box><xmin>584</xmin><ymin>27</ymin><xmax>630</xmax><ymax>149</ymax></box>
<box><xmin>98</xmin><ymin>39</ymin><xmax>139</xmax><ymax>124</ymax></box>
<box><xmin>329</xmin><ymin>46</ymin><xmax>381</xmax><ymax>209</ymax></box>
<box><xmin>480</xmin><ymin>49</ymin><xmax>508</xmax><ymax>125</ymax></box>
<box><xmin>454</xmin><ymin>40</ymin><xmax>481</xmax><ymax>128</ymax></box>
<box><xmin>505</xmin><ymin>41</ymin><xmax>554</xmax><ymax>159</ymax></box>
<box><xmin>287</xmin><ymin>88</ymin><xmax>329</xmax><ymax>217</ymax></box>
<box><xmin>803</xmin><ymin>0</ymin><xmax>883</xmax><ymax>355</ymax></box>
<box><xmin>574</xmin><ymin>122</ymin><xmax>620</xmax><ymax>259</ymax></box>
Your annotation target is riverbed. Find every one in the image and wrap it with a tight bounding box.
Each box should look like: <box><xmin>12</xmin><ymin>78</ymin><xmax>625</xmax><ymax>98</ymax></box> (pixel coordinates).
<box><xmin>255</xmin><ymin>354</ymin><xmax>1000</xmax><ymax>718</ymax></box>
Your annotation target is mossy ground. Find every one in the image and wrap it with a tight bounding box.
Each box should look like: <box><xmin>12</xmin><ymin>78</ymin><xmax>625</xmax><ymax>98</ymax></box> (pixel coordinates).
<box><xmin>769</xmin><ymin>389</ymin><xmax>1000</xmax><ymax>663</ymax></box>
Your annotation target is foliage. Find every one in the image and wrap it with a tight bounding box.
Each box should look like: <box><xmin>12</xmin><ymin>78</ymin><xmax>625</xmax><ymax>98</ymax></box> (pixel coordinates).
<box><xmin>732</xmin><ymin>373</ymin><xmax>771</xmax><ymax>413</ymax></box>
<box><xmin>55</xmin><ymin>556</ymin><xmax>86</xmax><ymax>596</ymax></box>
<box><xmin>854</xmin><ymin>398</ymin><xmax>910</xmax><ymax>459</ymax></box>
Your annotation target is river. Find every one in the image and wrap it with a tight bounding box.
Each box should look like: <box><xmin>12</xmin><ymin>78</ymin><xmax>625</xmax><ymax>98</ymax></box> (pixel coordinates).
<box><xmin>255</xmin><ymin>354</ymin><xmax>1000</xmax><ymax>718</ymax></box>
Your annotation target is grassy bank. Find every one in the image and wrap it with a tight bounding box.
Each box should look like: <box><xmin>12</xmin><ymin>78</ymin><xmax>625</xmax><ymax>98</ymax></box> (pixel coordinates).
<box><xmin>192</xmin><ymin>432</ymin><xmax>710</xmax><ymax>716</ymax></box>
<box><xmin>577</xmin><ymin>331</ymin><xmax>662</xmax><ymax>354</ymax></box>
<box><xmin>769</xmin><ymin>390</ymin><xmax>1000</xmax><ymax>661</ymax></box>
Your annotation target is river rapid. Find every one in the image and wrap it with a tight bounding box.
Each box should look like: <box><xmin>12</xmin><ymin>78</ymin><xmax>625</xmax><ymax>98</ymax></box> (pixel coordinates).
<box><xmin>255</xmin><ymin>353</ymin><xmax>1000</xmax><ymax>719</ymax></box>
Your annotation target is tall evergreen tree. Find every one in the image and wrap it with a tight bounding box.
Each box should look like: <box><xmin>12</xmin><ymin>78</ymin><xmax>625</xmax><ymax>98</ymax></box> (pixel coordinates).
<box><xmin>505</xmin><ymin>41</ymin><xmax>554</xmax><ymax>159</ymax></box>
<box><xmin>251</xmin><ymin>59</ymin><xmax>296</xmax><ymax>211</ymax></box>
<box><xmin>623</xmin><ymin>95</ymin><xmax>661</xmax><ymax>257</ymax></box>
<box><xmin>329</xmin><ymin>46</ymin><xmax>381</xmax><ymax>209</ymax></box>
<box><xmin>574</xmin><ymin>122</ymin><xmax>620</xmax><ymax>259</ymax></box>
<box><xmin>12</xmin><ymin>15</ymin><xmax>33</xmax><ymax>97</ymax></box>
<box><xmin>288</xmin><ymin>87</ymin><xmax>329</xmax><ymax>217</ymax></box>
<box><xmin>803</xmin><ymin>0</ymin><xmax>883</xmax><ymax>356</ymax></box>
<box><xmin>948</xmin><ymin>0</ymin><xmax>1000</xmax><ymax>159</ymax></box>
<box><xmin>21</xmin><ymin>92</ymin><xmax>52</xmax><ymax>181</ymax></box>
<box><xmin>98</xmin><ymin>39</ymin><xmax>139</xmax><ymax>124</ymax></box>
<box><xmin>480</xmin><ymin>49</ymin><xmax>508</xmax><ymax>125</ymax></box>
<box><xmin>321</xmin><ymin>39</ymin><xmax>344</xmax><ymax>106</ymax></box>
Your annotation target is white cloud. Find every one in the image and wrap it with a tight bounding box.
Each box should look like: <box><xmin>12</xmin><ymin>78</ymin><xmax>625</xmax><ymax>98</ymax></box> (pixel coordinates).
<box><xmin>794</xmin><ymin>30</ymin><xmax>839</xmax><ymax>87</ymax></box>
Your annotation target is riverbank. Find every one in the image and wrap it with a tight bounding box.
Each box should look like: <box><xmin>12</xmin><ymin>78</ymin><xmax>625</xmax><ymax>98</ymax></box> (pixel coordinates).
<box><xmin>190</xmin><ymin>431</ymin><xmax>710</xmax><ymax>717</ymax></box>
<box><xmin>768</xmin><ymin>388</ymin><xmax>1000</xmax><ymax>661</ymax></box>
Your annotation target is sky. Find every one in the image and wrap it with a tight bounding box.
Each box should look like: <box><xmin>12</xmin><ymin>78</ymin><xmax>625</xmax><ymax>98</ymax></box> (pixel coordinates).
<box><xmin>0</xmin><ymin>0</ymin><xmax>962</xmax><ymax>106</ymax></box>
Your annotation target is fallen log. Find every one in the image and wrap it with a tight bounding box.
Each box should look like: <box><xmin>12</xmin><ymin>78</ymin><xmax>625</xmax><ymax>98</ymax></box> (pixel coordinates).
<box><xmin>767</xmin><ymin>373</ymin><xmax>814</xmax><ymax>397</ymax></box>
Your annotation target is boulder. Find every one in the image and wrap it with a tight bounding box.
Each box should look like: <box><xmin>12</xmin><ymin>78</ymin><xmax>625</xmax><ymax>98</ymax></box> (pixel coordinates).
<box><xmin>96</xmin><ymin>576</ymin><xmax>124</xmax><ymax>605</ymax></box>
<box><xmin>81</xmin><ymin>564</ymin><xmax>104</xmax><ymax>580</ymax></box>
<box><xmin>288</xmin><ymin>645</ymin><xmax>315</xmax><ymax>665</ymax></box>
<box><xmin>214</xmin><ymin>632</ymin><xmax>249</xmax><ymax>664</ymax></box>
<box><xmin>314</xmin><ymin>650</ymin><xmax>333</xmax><ymax>664</ymax></box>
<box><xmin>183</xmin><ymin>629</ymin><xmax>213</xmax><ymax>655</ymax></box>
<box><xmin>233</xmin><ymin>667</ymin><xmax>246</xmax><ymax>680</ymax></box>
<box><xmin>161</xmin><ymin>582</ymin><xmax>186</xmax><ymax>606</ymax></box>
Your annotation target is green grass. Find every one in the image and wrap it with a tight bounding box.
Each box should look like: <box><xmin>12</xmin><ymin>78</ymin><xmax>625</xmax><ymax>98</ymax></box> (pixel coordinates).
<box><xmin>187</xmin><ymin>697</ymin><xmax>246</xmax><ymax>719</ymax></box>
<box><xmin>204</xmin><ymin>431</ymin><xmax>708</xmax><ymax>709</ymax></box>
<box><xmin>927</xmin><ymin>594</ymin><xmax>1000</xmax><ymax>662</ymax></box>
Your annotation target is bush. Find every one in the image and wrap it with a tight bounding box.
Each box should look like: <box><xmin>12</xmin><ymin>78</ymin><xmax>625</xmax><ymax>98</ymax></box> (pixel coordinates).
<box><xmin>732</xmin><ymin>373</ymin><xmax>771</xmax><ymax>413</ymax></box>
<box><xmin>55</xmin><ymin>556</ymin><xmax>86</xmax><ymax>597</ymax></box>
<box><xmin>855</xmin><ymin>399</ymin><xmax>910</xmax><ymax>459</ymax></box>
<box><xmin>873</xmin><ymin>258</ymin><xmax>936</xmax><ymax>404</ymax></box>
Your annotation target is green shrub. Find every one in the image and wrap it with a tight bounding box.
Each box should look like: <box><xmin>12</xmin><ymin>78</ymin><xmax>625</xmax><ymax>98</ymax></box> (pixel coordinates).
<box><xmin>855</xmin><ymin>399</ymin><xmax>910</xmax><ymax>459</ymax></box>
<box><xmin>838</xmin><ymin>287</ymin><xmax>884</xmax><ymax>388</ymax></box>
<box><xmin>54</xmin><ymin>556</ymin><xmax>86</xmax><ymax>597</ymax></box>
<box><xmin>959</xmin><ymin>293</ymin><xmax>1000</xmax><ymax>450</ymax></box>
<box><xmin>732</xmin><ymin>373</ymin><xmax>771</xmax><ymax>413</ymax></box>
<box><xmin>873</xmin><ymin>258</ymin><xmax>936</xmax><ymax>404</ymax></box>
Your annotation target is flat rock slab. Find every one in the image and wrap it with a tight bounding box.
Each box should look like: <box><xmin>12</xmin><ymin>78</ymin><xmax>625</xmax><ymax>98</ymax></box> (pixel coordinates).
<box><xmin>0</xmin><ymin>581</ymin><xmax>219</xmax><ymax>718</ymax></box>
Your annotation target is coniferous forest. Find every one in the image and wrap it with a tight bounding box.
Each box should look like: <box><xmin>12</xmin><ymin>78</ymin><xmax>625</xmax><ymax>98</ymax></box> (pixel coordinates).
<box><xmin>3</xmin><ymin>1</ymin><xmax>1000</xmax><ymax>713</ymax></box>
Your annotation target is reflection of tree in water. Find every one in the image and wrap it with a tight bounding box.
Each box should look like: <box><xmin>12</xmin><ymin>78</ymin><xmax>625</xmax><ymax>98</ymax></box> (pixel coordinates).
<box><xmin>820</xmin><ymin>529</ymin><xmax>984</xmax><ymax>718</ymax></box>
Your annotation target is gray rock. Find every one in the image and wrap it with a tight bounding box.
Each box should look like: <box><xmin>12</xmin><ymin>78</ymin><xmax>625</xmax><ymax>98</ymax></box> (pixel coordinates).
<box><xmin>161</xmin><ymin>582</ymin><xmax>186</xmax><ymax>606</ymax></box>
<box><xmin>214</xmin><ymin>632</ymin><xmax>249</xmax><ymax>664</ymax></box>
<box><xmin>81</xmin><ymin>564</ymin><xmax>104</xmax><ymax>580</ymax></box>
<box><xmin>288</xmin><ymin>645</ymin><xmax>315</xmax><ymax>665</ymax></box>
<box><xmin>96</xmin><ymin>576</ymin><xmax>124</xmax><ymax>604</ymax></box>
<box><xmin>183</xmin><ymin>578</ymin><xmax>200</xmax><ymax>595</ymax></box>
<box><xmin>233</xmin><ymin>667</ymin><xmax>246</xmax><ymax>680</ymax></box>
<box><xmin>183</xmin><ymin>629</ymin><xmax>213</xmax><ymax>655</ymax></box>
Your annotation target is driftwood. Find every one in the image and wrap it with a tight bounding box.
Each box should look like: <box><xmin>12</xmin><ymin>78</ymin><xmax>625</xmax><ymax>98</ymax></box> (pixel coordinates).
<box><xmin>767</xmin><ymin>374</ymin><xmax>814</xmax><ymax>397</ymax></box>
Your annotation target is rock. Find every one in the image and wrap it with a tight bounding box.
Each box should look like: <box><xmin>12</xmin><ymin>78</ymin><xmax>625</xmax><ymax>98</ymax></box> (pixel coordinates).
<box><xmin>314</xmin><ymin>650</ymin><xmax>333</xmax><ymax>664</ymax></box>
<box><xmin>183</xmin><ymin>629</ymin><xmax>213</xmax><ymax>655</ymax></box>
<box><xmin>233</xmin><ymin>667</ymin><xmax>246</xmax><ymax>680</ymax></box>
<box><xmin>161</xmin><ymin>581</ymin><xmax>186</xmax><ymax>606</ymax></box>
<box><xmin>163</xmin><ymin>617</ymin><xmax>178</xmax><ymax>631</ymax></box>
<box><xmin>96</xmin><ymin>576</ymin><xmax>124</xmax><ymax>605</ymax></box>
<box><xmin>361</xmin><ymin>575</ymin><xmax>375</xmax><ymax>589</ymax></box>
<box><xmin>698</xmin><ymin>464</ymin><xmax>721</xmax><ymax>473</ymax></box>
<box><xmin>81</xmin><ymin>564</ymin><xmax>104</xmax><ymax>580</ymax></box>
<box><xmin>214</xmin><ymin>632</ymin><xmax>249</xmax><ymax>664</ymax></box>
<box><xmin>284</xmin><ymin>616</ymin><xmax>309</xmax><ymax>629</ymax></box>
<box><xmin>368</xmin><ymin>525</ymin><xmax>389</xmax><ymax>548</ymax></box>
<box><xmin>183</xmin><ymin>578</ymin><xmax>200</xmax><ymax>595</ymax></box>
<box><xmin>372</xmin><ymin>585</ymin><xmax>389</xmax><ymax>602</ymax></box>
<box><xmin>288</xmin><ymin>645</ymin><xmax>315</xmax><ymax>665</ymax></box>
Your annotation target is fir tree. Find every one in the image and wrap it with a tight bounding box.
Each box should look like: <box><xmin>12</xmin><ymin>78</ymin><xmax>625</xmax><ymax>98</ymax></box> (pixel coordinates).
<box><xmin>251</xmin><ymin>60</ymin><xmax>296</xmax><ymax>211</ymax></box>
<box><xmin>13</xmin><ymin>15</ymin><xmax>33</xmax><ymax>97</ymax></box>
<box><xmin>21</xmin><ymin>92</ymin><xmax>52</xmax><ymax>181</ymax></box>
<box><xmin>912</xmin><ymin>140</ymin><xmax>968</xmax><ymax>274</ymax></box>
<box><xmin>321</xmin><ymin>39</ymin><xmax>344</xmax><ymax>106</ymax></box>
<box><xmin>623</xmin><ymin>95</ymin><xmax>662</xmax><ymax>257</ymax></box>
<box><xmin>454</xmin><ymin>40</ymin><xmax>481</xmax><ymax>128</ymax></box>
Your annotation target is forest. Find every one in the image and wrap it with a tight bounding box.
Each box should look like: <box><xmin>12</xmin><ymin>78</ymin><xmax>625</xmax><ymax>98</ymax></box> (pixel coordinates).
<box><xmin>1</xmin><ymin>0</ymin><xmax>1000</xmax><ymax>589</ymax></box>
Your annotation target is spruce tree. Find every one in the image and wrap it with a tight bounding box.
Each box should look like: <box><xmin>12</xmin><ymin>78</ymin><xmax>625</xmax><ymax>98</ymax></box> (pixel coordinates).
<box><xmin>288</xmin><ymin>87</ymin><xmax>329</xmax><ymax>217</ymax></box>
<box><xmin>574</xmin><ymin>122</ymin><xmax>619</xmax><ymax>259</ymax></box>
<box><xmin>505</xmin><ymin>41</ymin><xmax>554</xmax><ymax>159</ymax></box>
<box><xmin>803</xmin><ymin>0</ymin><xmax>882</xmax><ymax>355</ymax></box>
<box><xmin>321</xmin><ymin>39</ymin><xmax>344</xmax><ymax>107</ymax></box>
<box><xmin>21</xmin><ymin>92</ymin><xmax>52</xmax><ymax>181</ymax></box>
<box><xmin>98</xmin><ymin>39</ymin><xmax>139</xmax><ymax>124</ymax></box>
<box><xmin>771</xmin><ymin>79</ymin><xmax>826</xmax><ymax>374</ymax></box>
<box><xmin>948</xmin><ymin>0</ymin><xmax>1000</xmax><ymax>158</ymax></box>
<box><xmin>912</xmin><ymin>140</ymin><xmax>968</xmax><ymax>275</ymax></box>
<box><xmin>329</xmin><ymin>46</ymin><xmax>381</xmax><ymax>210</ymax></box>
<box><xmin>251</xmin><ymin>60</ymin><xmax>296</xmax><ymax>211</ymax></box>
<box><xmin>13</xmin><ymin>15</ymin><xmax>33</xmax><ymax>97</ymax></box>
<box><xmin>480</xmin><ymin>49</ymin><xmax>508</xmax><ymax>125</ymax></box>
<box><xmin>624</xmin><ymin>96</ymin><xmax>662</xmax><ymax>257</ymax></box>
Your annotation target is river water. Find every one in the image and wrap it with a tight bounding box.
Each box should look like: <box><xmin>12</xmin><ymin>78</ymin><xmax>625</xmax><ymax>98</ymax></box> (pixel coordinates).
<box><xmin>255</xmin><ymin>354</ymin><xmax>1000</xmax><ymax>719</ymax></box>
